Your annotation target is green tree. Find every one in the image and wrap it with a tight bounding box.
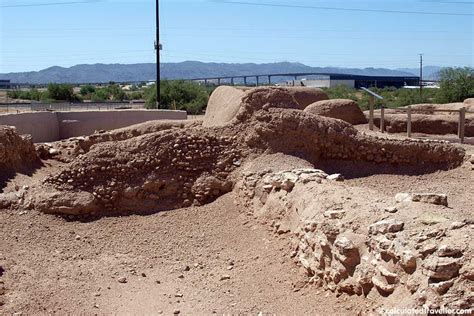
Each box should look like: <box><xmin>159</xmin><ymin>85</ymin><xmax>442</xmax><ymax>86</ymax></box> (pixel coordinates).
<box><xmin>47</xmin><ymin>83</ymin><xmax>75</xmax><ymax>101</ymax></box>
<box><xmin>91</xmin><ymin>88</ymin><xmax>109</xmax><ymax>102</ymax></box>
<box><xmin>435</xmin><ymin>67</ymin><xmax>474</xmax><ymax>103</ymax></box>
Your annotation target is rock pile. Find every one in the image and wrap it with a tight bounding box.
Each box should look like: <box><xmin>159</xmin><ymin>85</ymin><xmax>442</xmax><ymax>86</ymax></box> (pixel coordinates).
<box><xmin>35</xmin><ymin>128</ymin><xmax>243</xmax><ymax>215</ymax></box>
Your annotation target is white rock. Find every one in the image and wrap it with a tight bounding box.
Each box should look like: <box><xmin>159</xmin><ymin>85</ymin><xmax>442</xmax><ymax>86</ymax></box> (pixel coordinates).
<box><xmin>372</xmin><ymin>275</ymin><xmax>395</xmax><ymax>294</ymax></box>
<box><xmin>369</xmin><ymin>219</ymin><xmax>404</xmax><ymax>235</ymax></box>
<box><xmin>449</xmin><ymin>221</ymin><xmax>465</xmax><ymax>230</ymax></box>
<box><xmin>327</xmin><ymin>174</ymin><xmax>344</xmax><ymax>181</ymax></box>
<box><xmin>377</xmin><ymin>265</ymin><xmax>398</xmax><ymax>279</ymax></box>
<box><xmin>395</xmin><ymin>192</ymin><xmax>448</xmax><ymax>206</ymax></box>
<box><xmin>428</xmin><ymin>279</ymin><xmax>454</xmax><ymax>294</ymax></box>
<box><xmin>49</xmin><ymin>148</ymin><xmax>60</xmax><ymax>155</ymax></box>
<box><xmin>395</xmin><ymin>193</ymin><xmax>412</xmax><ymax>203</ymax></box>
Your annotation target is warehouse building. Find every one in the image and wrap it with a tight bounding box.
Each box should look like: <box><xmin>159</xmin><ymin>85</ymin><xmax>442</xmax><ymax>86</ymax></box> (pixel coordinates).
<box><xmin>0</xmin><ymin>80</ymin><xmax>11</xmax><ymax>89</ymax></box>
<box><xmin>286</xmin><ymin>74</ymin><xmax>420</xmax><ymax>89</ymax></box>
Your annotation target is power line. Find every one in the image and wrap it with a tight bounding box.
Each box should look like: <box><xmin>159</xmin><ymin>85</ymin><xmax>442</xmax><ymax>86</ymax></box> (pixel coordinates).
<box><xmin>5</xmin><ymin>33</ymin><xmax>471</xmax><ymax>42</ymax></box>
<box><xmin>1</xmin><ymin>0</ymin><xmax>104</xmax><ymax>8</ymax></box>
<box><xmin>419</xmin><ymin>0</ymin><xmax>474</xmax><ymax>4</ymax></box>
<box><xmin>7</xmin><ymin>25</ymin><xmax>473</xmax><ymax>35</ymax></box>
<box><xmin>210</xmin><ymin>0</ymin><xmax>474</xmax><ymax>16</ymax></box>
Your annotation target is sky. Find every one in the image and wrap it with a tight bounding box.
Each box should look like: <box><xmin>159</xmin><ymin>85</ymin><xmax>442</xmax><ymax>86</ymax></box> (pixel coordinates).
<box><xmin>0</xmin><ymin>0</ymin><xmax>473</xmax><ymax>73</ymax></box>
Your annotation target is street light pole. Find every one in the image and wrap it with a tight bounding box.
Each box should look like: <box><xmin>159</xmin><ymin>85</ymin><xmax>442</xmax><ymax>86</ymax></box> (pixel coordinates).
<box><xmin>155</xmin><ymin>0</ymin><xmax>161</xmax><ymax>108</ymax></box>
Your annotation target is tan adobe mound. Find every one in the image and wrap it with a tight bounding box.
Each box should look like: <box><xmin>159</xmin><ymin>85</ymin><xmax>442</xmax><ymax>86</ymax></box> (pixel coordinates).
<box><xmin>304</xmin><ymin>99</ymin><xmax>367</xmax><ymax>125</ymax></box>
<box><xmin>203</xmin><ymin>86</ymin><xmax>329</xmax><ymax>127</ymax></box>
<box><xmin>281</xmin><ymin>87</ymin><xmax>329</xmax><ymax>109</ymax></box>
<box><xmin>464</xmin><ymin>98</ymin><xmax>474</xmax><ymax>105</ymax></box>
<box><xmin>203</xmin><ymin>86</ymin><xmax>246</xmax><ymax>127</ymax></box>
<box><xmin>0</xmin><ymin>126</ymin><xmax>39</xmax><ymax>176</ymax></box>
<box><xmin>35</xmin><ymin>119</ymin><xmax>197</xmax><ymax>162</ymax></box>
<box><xmin>371</xmin><ymin>112</ymin><xmax>474</xmax><ymax>136</ymax></box>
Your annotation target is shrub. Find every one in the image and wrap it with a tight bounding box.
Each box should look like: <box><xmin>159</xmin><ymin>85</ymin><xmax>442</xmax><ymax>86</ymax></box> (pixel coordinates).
<box><xmin>7</xmin><ymin>89</ymin><xmax>48</xmax><ymax>101</ymax></box>
<box><xmin>106</xmin><ymin>84</ymin><xmax>127</xmax><ymax>101</ymax></box>
<box><xmin>91</xmin><ymin>89</ymin><xmax>109</xmax><ymax>102</ymax></box>
<box><xmin>435</xmin><ymin>67</ymin><xmax>474</xmax><ymax>103</ymax></box>
<box><xmin>323</xmin><ymin>85</ymin><xmax>358</xmax><ymax>101</ymax></box>
<box><xmin>47</xmin><ymin>83</ymin><xmax>75</xmax><ymax>101</ymax></box>
<box><xmin>80</xmin><ymin>85</ymin><xmax>96</xmax><ymax>96</ymax></box>
<box><xmin>129</xmin><ymin>91</ymin><xmax>144</xmax><ymax>100</ymax></box>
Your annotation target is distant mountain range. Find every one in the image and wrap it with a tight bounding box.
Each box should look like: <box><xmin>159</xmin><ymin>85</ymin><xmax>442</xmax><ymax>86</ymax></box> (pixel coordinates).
<box><xmin>0</xmin><ymin>61</ymin><xmax>442</xmax><ymax>84</ymax></box>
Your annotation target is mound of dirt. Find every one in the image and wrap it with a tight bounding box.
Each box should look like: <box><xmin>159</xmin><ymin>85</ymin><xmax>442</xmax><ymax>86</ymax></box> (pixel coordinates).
<box><xmin>203</xmin><ymin>86</ymin><xmax>246</xmax><ymax>127</ymax></box>
<box><xmin>304</xmin><ymin>99</ymin><xmax>367</xmax><ymax>125</ymax></box>
<box><xmin>464</xmin><ymin>98</ymin><xmax>474</xmax><ymax>105</ymax></box>
<box><xmin>203</xmin><ymin>86</ymin><xmax>328</xmax><ymax>127</ymax></box>
<box><xmin>36</xmin><ymin>119</ymin><xmax>198</xmax><ymax>162</ymax></box>
<box><xmin>371</xmin><ymin>113</ymin><xmax>474</xmax><ymax>136</ymax></box>
<box><xmin>281</xmin><ymin>87</ymin><xmax>329</xmax><ymax>109</ymax></box>
<box><xmin>21</xmin><ymin>87</ymin><xmax>465</xmax><ymax>217</ymax></box>
<box><xmin>0</xmin><ymin>126</ymin><xmax>39</xmax><ymax>177</ymax></box>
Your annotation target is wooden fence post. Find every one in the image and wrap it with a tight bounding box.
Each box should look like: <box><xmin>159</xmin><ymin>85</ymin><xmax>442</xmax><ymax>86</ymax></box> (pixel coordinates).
<box><xmin>380</xmin><ymin>106</ymin><xmax>385</xmax><ymax>133</ymax></box>
<box><xmin>369</xmin><ymin>96</ymin><xmax>375</xmax><ymax>131</ymax></box>
<box><xmin>407</xmin><ymin>106</ymin><xmax>412</xmax><ymax>138</ymax></box>
<box><xmin>458</xmin><ymin>107</ymin><xmax>466</xmax><ymax>144</ymax></box>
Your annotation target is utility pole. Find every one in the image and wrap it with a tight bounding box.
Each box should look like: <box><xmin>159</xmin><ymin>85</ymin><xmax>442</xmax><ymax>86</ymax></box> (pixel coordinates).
<box><xmin>419</xmin><ymin>54</ymin><xmax>423</xmax><ymax>100</ymax></box>
<box><xmin>155</xmin><ymin>0</ymin><xmax>161</xmax><ymax>108</ymax></box>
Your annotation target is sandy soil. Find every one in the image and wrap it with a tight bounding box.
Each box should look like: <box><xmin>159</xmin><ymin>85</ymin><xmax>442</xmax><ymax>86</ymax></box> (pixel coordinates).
<box><xmin>1</xmin><ymin>192</ymin><xmax>369</xmax><ymax>315</ymax></box>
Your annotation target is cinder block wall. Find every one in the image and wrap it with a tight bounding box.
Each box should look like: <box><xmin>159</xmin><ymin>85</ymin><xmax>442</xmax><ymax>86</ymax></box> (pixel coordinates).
<box><xmin>0</xmin><ymin>110</ymin><xmax>187</xmax><ymax>143</ymax></box>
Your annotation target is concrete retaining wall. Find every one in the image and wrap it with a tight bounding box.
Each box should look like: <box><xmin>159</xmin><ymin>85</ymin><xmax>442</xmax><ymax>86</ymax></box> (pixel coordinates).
<box><xmin>0</xmin><ymin>112</ymin><xmax>59</xmax><ymax>142</ymax></box>
<box><xmin>0</xmin><ymin>110</ymin><xmax>187</xmax><ymax>142</ymax></box>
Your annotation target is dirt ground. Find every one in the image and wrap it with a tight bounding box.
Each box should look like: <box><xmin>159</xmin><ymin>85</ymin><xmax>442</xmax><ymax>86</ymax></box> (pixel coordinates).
<box><xmin>1</xmin><ymin>186</ymin><xmax>367</xmax><ymax>315</ymax></box>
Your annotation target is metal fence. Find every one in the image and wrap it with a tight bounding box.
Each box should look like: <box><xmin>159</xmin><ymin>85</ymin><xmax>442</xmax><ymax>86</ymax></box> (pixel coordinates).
<box><xmin>362</xmin><ymin>88</ymin><xmax>472</xmax><ymax>144</ymax></box>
